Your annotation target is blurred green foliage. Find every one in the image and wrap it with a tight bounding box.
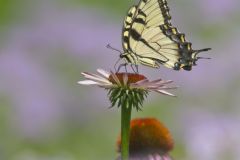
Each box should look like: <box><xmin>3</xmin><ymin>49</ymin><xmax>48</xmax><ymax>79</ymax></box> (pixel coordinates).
<box><xmin>0</xmin><ymin>0</ymin><xmax>24</xmax><ymax>26</ymax></box>
<box><xmin>72</xmin><ymin>0</ymin><xmax>131</xmax><ymax>14</ymax></box>
<box><xmin>0</xmin><ymin>0</ymin><xmax>13</xmax><ymax>25</ymax></box>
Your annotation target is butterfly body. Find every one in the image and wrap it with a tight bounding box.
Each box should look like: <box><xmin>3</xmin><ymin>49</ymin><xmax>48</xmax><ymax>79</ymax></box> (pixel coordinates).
<box><xmin>121</xmin><ymin>0</ymin><xmax>211</xmax><ymax>71</ymax></box>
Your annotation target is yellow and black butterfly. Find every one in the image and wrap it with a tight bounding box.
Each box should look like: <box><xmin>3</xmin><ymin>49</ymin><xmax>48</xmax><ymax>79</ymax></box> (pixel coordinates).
<box><xmin>120</xmin><ymin>0</ymin><xmax>211</xmax><ymax>71</ymax></box>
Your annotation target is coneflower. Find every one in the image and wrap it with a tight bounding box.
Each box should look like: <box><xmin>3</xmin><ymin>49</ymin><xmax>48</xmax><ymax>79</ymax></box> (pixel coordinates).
<box><xmin>78</xmin><ymin>69</ymin><xmax>177</xmax><ymax>159</ymax></box>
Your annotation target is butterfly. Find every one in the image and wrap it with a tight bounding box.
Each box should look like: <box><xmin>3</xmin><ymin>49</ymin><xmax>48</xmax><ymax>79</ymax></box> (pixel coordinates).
<box><xmin>119</xmin><ymin>0</ymin><xmax>211</xmax><ymax>71</ymax></box>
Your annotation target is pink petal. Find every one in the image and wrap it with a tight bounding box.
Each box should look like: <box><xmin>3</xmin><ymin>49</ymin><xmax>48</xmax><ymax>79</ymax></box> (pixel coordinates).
<box><xmin>97</xmin><ymin>69</ymin><xmax>110</xmax><ymax>78</ymax></box>
<box><xmin>81</xmin><ymin>72</ymin><xmax>110</xmax><ymax>84</ymax></box>
<box><xmin>159</xmin><ymin>80</ymin><xmax>173</xmax><ymax>85</ymax></box>
<box><xmin>110</xmin><ymin>71</ymin><xmax>121</xmax><ymax>85</ymax></box>
<box><xmin>78</xmin><ymin>80</ymin><xmax>99</xmax><ymax>85</ymax></box>
<box><xmin>160</xmin><ymin>86</ymin><xmax>178</xmax><ymax>90</ymax></box>
<box><xmin>155</xmin><ymin>90</ymin><xmax>176</xmax><ymax>97</ymax></box>
<box><xmin>82</xmin><ymin>72</ymin><xmax>104</xmax><ymax>80</ymax></box>
<box><xmin>147</xmin><ymin>85</ymin><xmax>165</xmax><ymax>89</ymax></box>
<box><xmin>149</xmin><ymin>78</ymin><xmax>163</xmax><ymax>83</ymax></box>
<box><xmin>134</xmin><ymin>79</ymin><xmax>149</xmax><ymax>85</ymax></box>
<box><xmin>99</xmin><ymin>84</ymin><xmax>114</xmax><ymax>89</ymax></box>
<box><xmin>133</xmin><ymin>81</ymin><xmax>161</xmax><ymax>88</ymax></box>
<box><xmin>123</xmin><ymin>73</ymin><xmax>128</xmax><ymax>85</ymax></box>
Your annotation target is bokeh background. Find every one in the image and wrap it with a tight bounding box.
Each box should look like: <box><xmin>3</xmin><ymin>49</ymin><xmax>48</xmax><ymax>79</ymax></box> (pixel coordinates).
<box><xmin>0</xmin><ymin>0</ymin><xmax>240</xmax><ymax>159</ymax></box>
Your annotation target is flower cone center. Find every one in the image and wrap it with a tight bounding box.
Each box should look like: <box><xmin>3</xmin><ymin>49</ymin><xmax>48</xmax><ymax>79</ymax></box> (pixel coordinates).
<box><xmin>109</xmin><ymin>73</ymin><xmax>146</xmax><ymax>85</ymax></box>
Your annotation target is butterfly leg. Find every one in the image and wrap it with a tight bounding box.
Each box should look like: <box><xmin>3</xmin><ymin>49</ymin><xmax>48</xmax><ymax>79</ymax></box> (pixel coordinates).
<box><xmin>136</xmin><ymin>65</ymin><xmax>139</xmax><ymax>73</ymax></box>
<box><xmin>114</xmin><ymin>58</ymin><xmax>122</xmax><ymax>72</ymax></box>
<box><xmin>124</xmin><ymin>64</ymin><xmax>128</xmax><ymax>72</ymax></box>
<box><xmin>130</xmin><ymin>64</ymin><xmax>139</xmax><ymax>73</ymax></box>
<box><xmin>116</xmin><ymin>63</ymin><xmax>128</xmax><ymax>73</ymax></box>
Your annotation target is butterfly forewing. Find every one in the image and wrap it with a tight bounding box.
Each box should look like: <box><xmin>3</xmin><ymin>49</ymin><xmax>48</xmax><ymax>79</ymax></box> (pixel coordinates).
<box><xmin>138</xmin><ymin>0</ymin><xmax>170</xmax><ymax>27</ymax></box>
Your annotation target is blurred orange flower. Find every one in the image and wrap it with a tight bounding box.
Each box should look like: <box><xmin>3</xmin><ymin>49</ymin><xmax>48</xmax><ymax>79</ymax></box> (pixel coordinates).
<box><xmin>117</xmin><ymin>118</ymin><xmax>174</xmax><ymax>160</ymax></box>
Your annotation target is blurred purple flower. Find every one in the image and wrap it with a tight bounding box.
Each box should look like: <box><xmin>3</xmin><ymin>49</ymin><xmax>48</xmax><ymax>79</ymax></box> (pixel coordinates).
<box><xmin>182</xmin><ymin>110</ymin><xmax>240</xmax><ymax>160</ymax></box>
<box><xmin>0</xmin><ymin>0</ymin><xmax>240</xmax><ymax>145</ymax></box>
<box><xmin>0</xmin><ymin>0</ymin><xmax>126</xmax><ymax>141</ymax></box>
<box><xmin>0</xmin><ymin>52</ymin><xmax>63</xmax><ymax>139</ymax></box>
<box><xmin>2</xmin><ymin>0</ymin><xmax>240</xmax><ymax>96</ymax></box>
<box><xmin>198</xmin><ymin>0</ymin><xmax>238</xmax><ymax>21</ymax></box>
<box><xmin>5</xmin><ymin>1</ymin><xmax>120</xmax><ymax>62</ymax></box>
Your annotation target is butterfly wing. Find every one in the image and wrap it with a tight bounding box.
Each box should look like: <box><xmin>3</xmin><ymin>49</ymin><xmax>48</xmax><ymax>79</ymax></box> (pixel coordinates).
<box><xmin>137</xmin><ymin>0</ymin><xmax>171</xmax><ymax>27</ymax></box>
<box><xmin>122</xmin><ymin>0</ymin><xmax>210</xmax><ymax>70</ymax></box>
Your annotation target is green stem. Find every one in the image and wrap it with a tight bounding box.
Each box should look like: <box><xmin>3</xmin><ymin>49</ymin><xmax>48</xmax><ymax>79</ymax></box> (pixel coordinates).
<box><xmin>121</xmin><ymin>104</ymin><xmax>132</xmax><ymax>160</ymax></box>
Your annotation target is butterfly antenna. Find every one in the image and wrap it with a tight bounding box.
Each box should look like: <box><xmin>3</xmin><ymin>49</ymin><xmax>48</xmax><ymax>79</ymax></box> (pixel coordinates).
<box><xmin>106</xmin><ymin>44</ymin><xmax>122</xmax><ymax>54</ymax></box>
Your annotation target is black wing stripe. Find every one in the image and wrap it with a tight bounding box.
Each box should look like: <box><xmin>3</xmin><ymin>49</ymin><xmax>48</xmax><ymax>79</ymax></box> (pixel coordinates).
<box><xmin>123</xmin><ymin>35</ymin><xmax>129</xmax><ymax>43</ymax></box>
<box><xmin>130</xmin><ymin>29</ymin><xmax>142</xmax><ymax>41</ymax></box>
<box><xmin>139</xmin><ymin>38</ymin><xmax>169</xmax><ymax>62</ymax></box>
<box><xmin>138</xmin><ymin>9</ymin><xmax>147</xmax><ymax>17</ymax></box>
<box><xmin>134</xmin><ymin>18</ymin><xmax>146</xmax><ymax>25</ymax></box>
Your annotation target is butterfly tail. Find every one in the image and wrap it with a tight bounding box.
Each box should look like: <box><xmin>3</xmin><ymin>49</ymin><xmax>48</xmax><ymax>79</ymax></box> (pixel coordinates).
<box><xmin>196</xmin><ymin>48</ymin><xmax>211</xmax><ymax>54</ymax></box>
<box><xmin>193</xmin><ymin>48</ymin><xmax>211</xmax><ymax>65</ymax></box>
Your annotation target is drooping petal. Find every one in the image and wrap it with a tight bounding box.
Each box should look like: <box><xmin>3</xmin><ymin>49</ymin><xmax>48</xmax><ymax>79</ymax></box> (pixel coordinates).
<box><xmin>146</xmin><ymin>85</ymin><xmax>165</xmax><ymax>90</ymax></box>
<box><xmin>79</xmin><ymin>69</ymin><xmax>177</xmax><ymax>100</ymax></box>
<box><xmin>158</xmin><ymin>80</ymin><xmax>174</xmax><ymax>85</ymax></box>
<box><xmin>155</xmin><ymin>90</ymin><xmax>176</xmax><ymax>97</ymax></box>
<box><xmin>149</xmin><ymin>78</ymin><xmax>163</xmax><ymax>84</ymax></box>
<box><xmin>123</xmin><ymin>73</ymin><xmax>128</xmax><ymax>85</ymax></box>
<box><xmin>134</xmin><ymin>79</ymin><xmax>149</xmax><ymax>85</ymax></box>
<box><xmin>109</xmin><ymin>71</ymin><xmax>121</xmax><ymax>85</ymax></box>
<box><xmin>82</xmin><ymin>72</ymin><xmax>105</xmax><ymax>80</ymax></box>
<box><xmin>131</xmin><ymin>81</ymin><xmax>163</xmax><ymax>89</ymax></box>
<box><xmin>138</xmin><ymin>79</ymin><xmax>164</xmax><ymax>86</ymax></box>
<box><xmin>97</xmin><ymin>69</ymin><xmax>110</xmax><ymax>78</ymax></box>
<box><xmin>99</xmin><ymin>84</ymin><xmax>116</xmax><ymax>89</ymax></box>
<box><xmin>78</xmin><ymin>80</ymin><xmax>100</xmax><ymax>85</ymax></box>
<box><xmin>159</xmin><ymin>86</ymin><xmax>178</xmax><ymax>90</ymax></box>
<box><xmin>81</xmin><ymin>72</ymin><xmax>111</xmax><ymax>84</ymax></box>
